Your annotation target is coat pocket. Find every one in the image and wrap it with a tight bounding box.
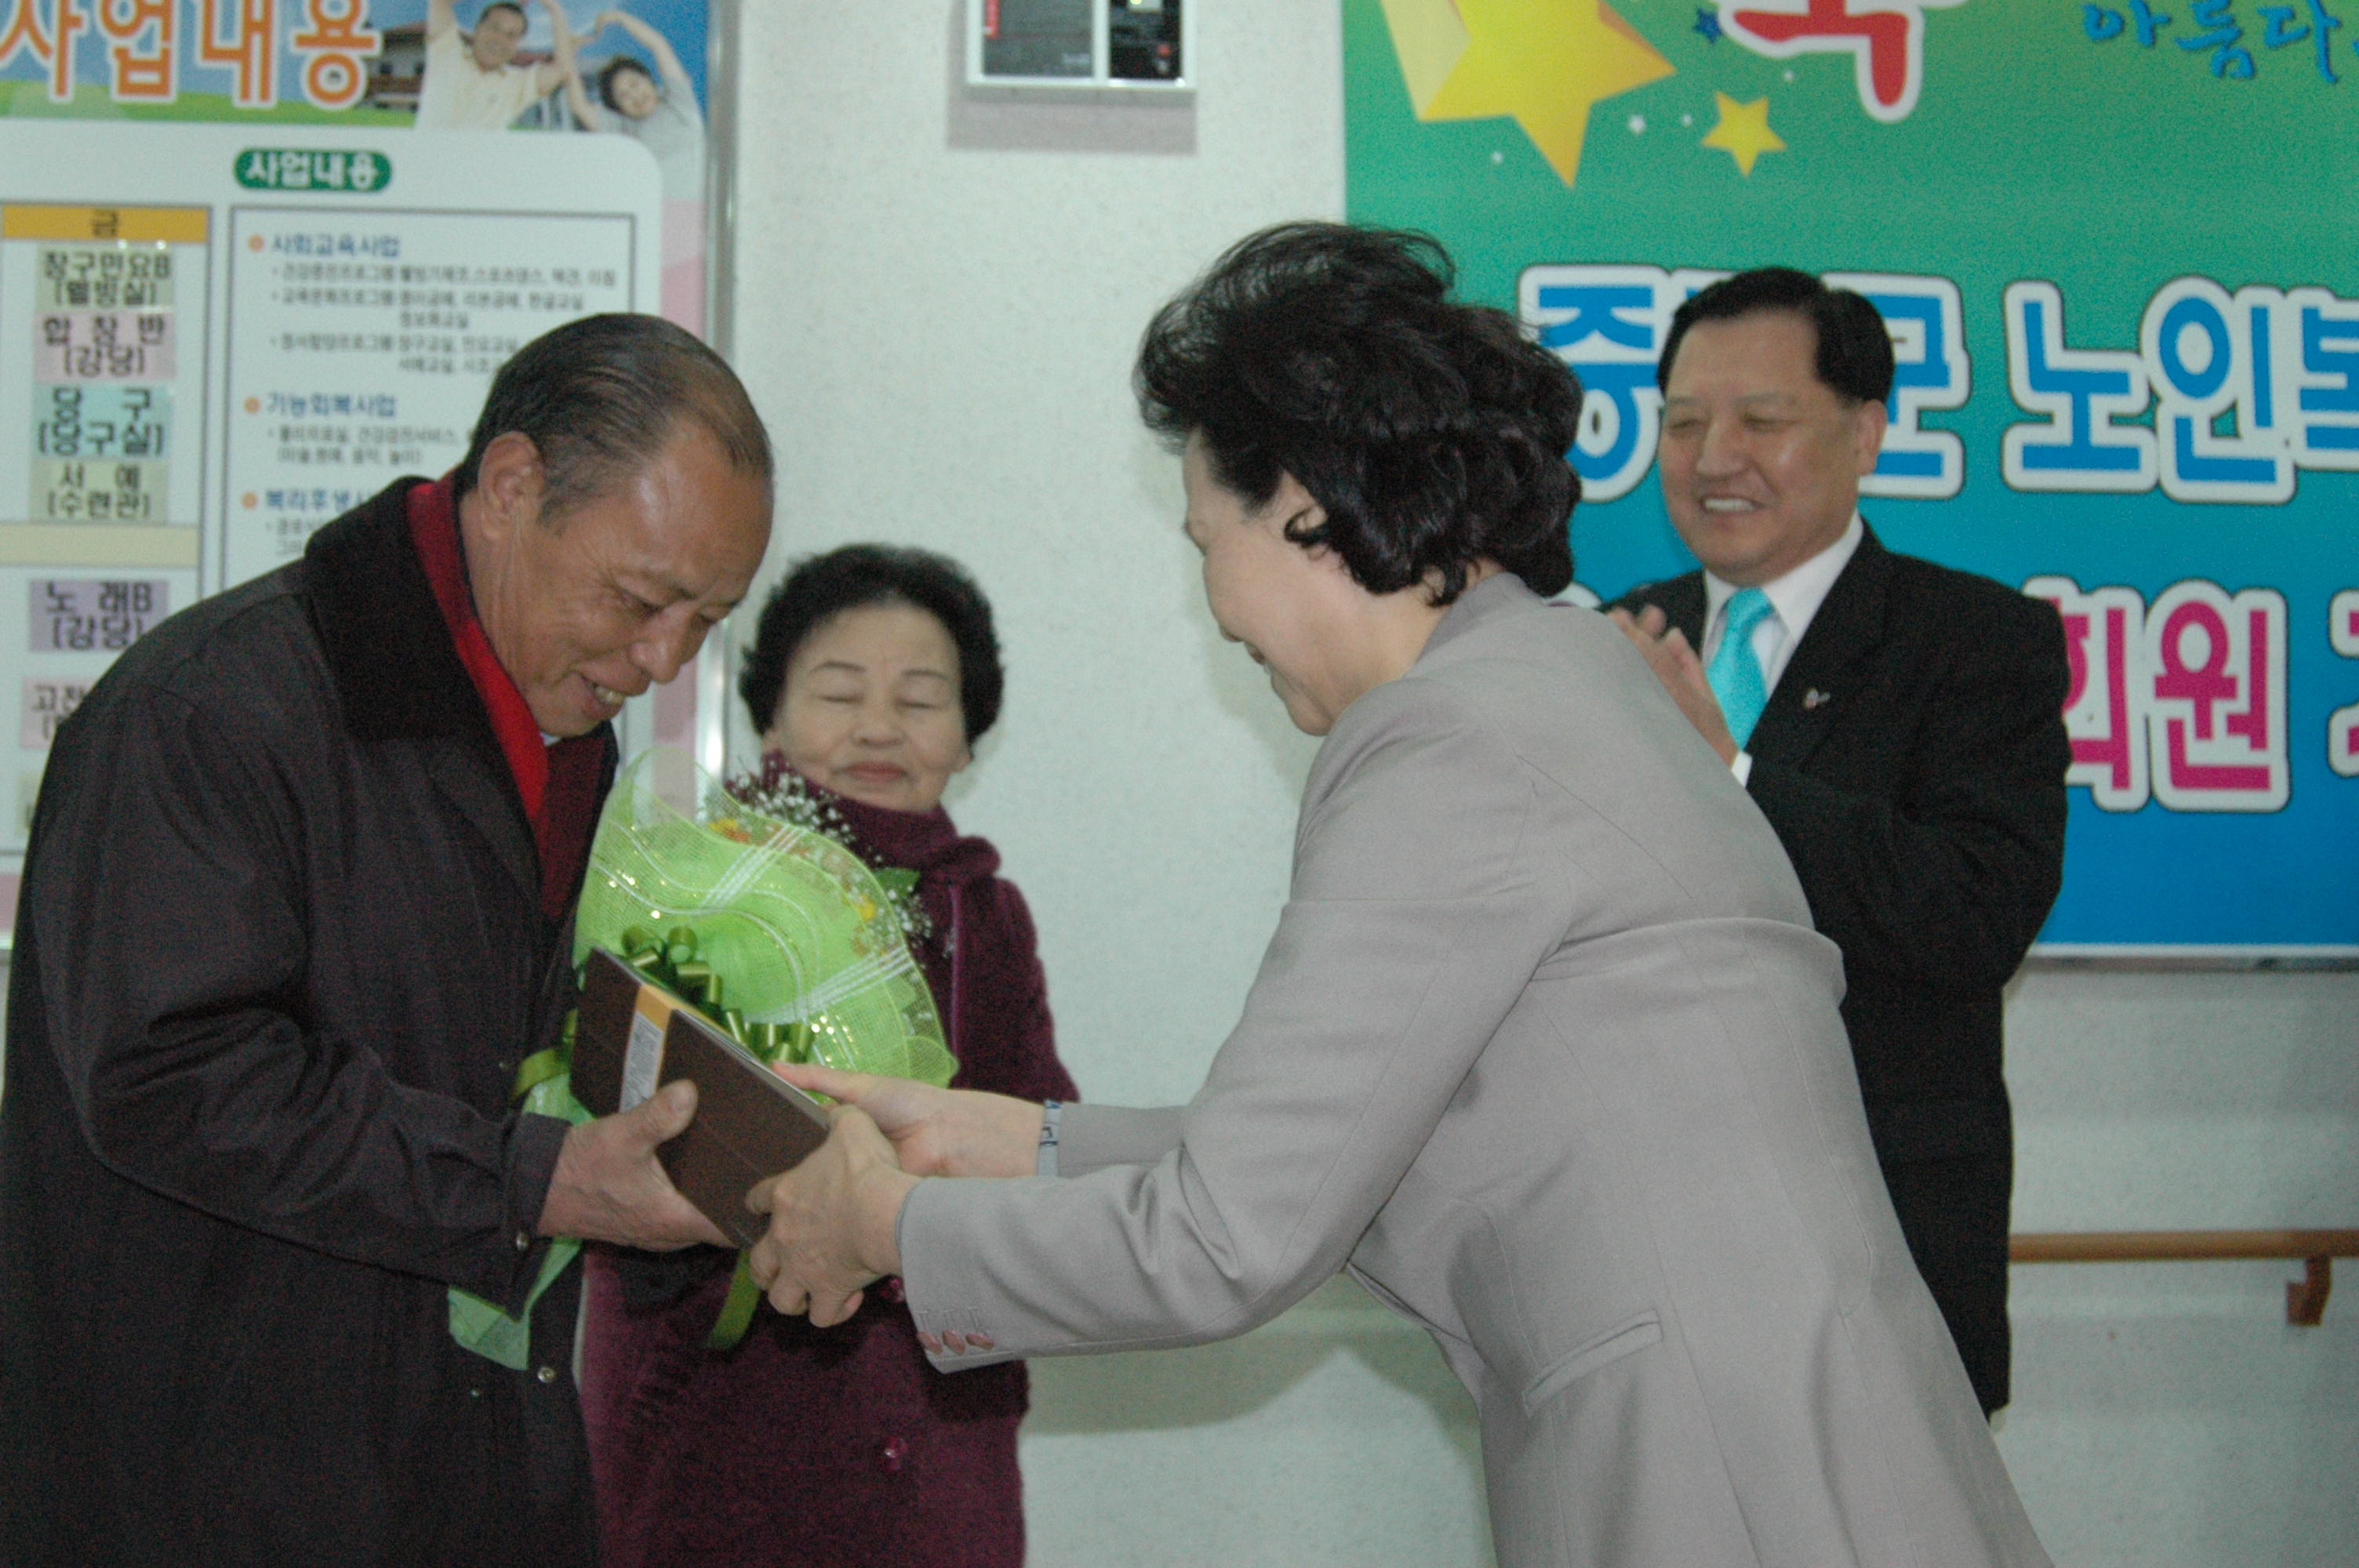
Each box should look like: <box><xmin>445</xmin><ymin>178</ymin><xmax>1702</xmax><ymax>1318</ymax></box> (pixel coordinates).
<box><xmin>1520</xmin><ymin>1311</ymin><xmax>1663</xmax><ymax>1414</ymax></box>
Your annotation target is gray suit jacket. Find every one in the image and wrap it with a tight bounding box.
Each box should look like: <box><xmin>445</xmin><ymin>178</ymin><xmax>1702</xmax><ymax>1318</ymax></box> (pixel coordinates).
<box><xmin>900</xmin><ymin>575</ymin><xmax>2048</xmax><ymax>1567</ymax></box>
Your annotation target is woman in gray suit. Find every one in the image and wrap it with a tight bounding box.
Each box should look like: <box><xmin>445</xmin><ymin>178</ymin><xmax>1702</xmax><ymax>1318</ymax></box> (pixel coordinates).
<box><xmin>747</xmin><ymin>224</ymin><xmax>2049</xmax><ymax>1567</ymax></box>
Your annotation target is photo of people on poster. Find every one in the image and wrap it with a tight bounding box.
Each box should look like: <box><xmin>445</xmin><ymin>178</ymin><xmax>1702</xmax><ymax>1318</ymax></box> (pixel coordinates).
<box><xmin>0</xmin><ymin>1</ymin><xmax>713</xmax><ymax>332</ymax></box>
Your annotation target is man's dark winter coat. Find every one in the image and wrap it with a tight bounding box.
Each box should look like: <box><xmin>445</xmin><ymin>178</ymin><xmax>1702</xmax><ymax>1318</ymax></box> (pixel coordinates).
<box><xmin>1</xmin><ymin>481</ymin><xmax>612</xmax><ymax>1566</ymax></box>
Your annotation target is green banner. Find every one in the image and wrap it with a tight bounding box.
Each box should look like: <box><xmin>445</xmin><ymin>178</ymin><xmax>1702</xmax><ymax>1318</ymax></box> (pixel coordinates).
<box><xmin>1347</xmin><ymin>0</ymin><xmax>2359</xmax><ymax>952</ymax></box>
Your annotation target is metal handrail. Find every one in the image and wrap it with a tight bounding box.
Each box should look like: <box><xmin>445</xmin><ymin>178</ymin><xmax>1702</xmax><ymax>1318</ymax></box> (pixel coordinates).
<box><xmin>2010</xmin><ymin>1229</ymin><xmax>2359</xmax><ymax>1325</ymax></box>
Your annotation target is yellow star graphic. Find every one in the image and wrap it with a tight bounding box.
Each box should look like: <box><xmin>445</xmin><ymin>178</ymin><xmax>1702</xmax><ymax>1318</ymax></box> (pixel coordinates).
<box><xmin>1701</xmin><ymin>92</ymin><xmax>1784</xmax><ymax>177</ymax></box>
<box><xmin>1416</xmin><ymin>0</ymin><xmax>1675</xmax><ymax>188</ymax></box>
<box><xmin>1379</xmin><ymin>0</ymin><xmax>1470</xmax><ymax>112</ymax></box>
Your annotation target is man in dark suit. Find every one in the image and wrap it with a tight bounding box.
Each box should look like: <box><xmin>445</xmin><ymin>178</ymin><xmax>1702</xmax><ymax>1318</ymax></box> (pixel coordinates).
<box><xmin>1608</xmin><ymin>267</ymin><xmax>2070</xmax><ymax>1414</ymax></box>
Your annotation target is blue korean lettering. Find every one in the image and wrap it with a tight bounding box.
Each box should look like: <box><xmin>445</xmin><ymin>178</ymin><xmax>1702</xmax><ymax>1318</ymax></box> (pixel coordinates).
<box><xmin>1829</xmin><ymin>271</ymin><xmax>1970</xmax><ymax>499</ymax></box>
<box><xmin>1563</xmin><ymin>359</ymin><xmax>1658</xmax><ymax>492</ymax></box>
<box><xmin>1531</xmin><ymin>283</ymin><xmax>1655</xmax><ymax>356</ymax></box>
<box><xmin>2082</xmin><ymin>1</ymin><xmax>2180</xmax><ymax>42</ymax></box>
<box><xmin>2085</xmin><ymin>1</ymin><xmax>2189</xmax><ymax>42</ymax></box>
<box><xmin>2258</xmin><ymin>4</ymin><xmax>2306</xmax><ymax>42</ymax></box>
<box><xmin>2250</xmin><ymin>299</ymin><xmax>2277</xmax><ymax>433</ymax></box>
<box><xmin>2001</xmin><ymin>280</ymin><xmax>2157</xmax><ymax>492</ymax></box>
<box><xmin>2252</xmin><ymin>0</ymin><xmax>2343</xmax><ymax>81</ymax></box>
<box><xmin>1519</xmin><ymin>265</ymin><xmax>1673</xmax><ymax>503</ymax></box>
<box><xmin>2255</xmin><ymin>0</ymin><xmax>2349</xmax><ymax>76</ymax></box>
<box><xmin>2142</xmin><ymin>278</ymin><xmax>2292</xmax><ymax>503</ymax></box>
<box><xmin>2180</xmin><ymin>0</ymin><xmax>2256</xmax><ymax>74</ymax></box>
<box><xmin>2299</xmin><ymin>304</ymin><xmax>2359</xmax><ymax>436</ymax></box>
<box><xmin>2283</xmin><ymin>285</ymin><xmax>2359</xmax><ymax>465</ymax></box>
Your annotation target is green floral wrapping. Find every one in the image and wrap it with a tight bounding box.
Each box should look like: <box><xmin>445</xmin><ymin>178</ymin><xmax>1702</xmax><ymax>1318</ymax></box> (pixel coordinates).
<box><xmin>449</xmin><ymin>749</ymin><xmax>954</xmax><ymax>1368</ymax></box>
<box><xmin>572</xmin><ymin>750</ymin><xmax>953</xmax><ymax>1087</ymax></box>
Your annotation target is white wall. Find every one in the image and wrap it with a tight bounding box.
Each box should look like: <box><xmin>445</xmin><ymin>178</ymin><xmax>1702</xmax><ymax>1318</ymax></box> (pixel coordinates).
<box><xmin>725</xmin><ymin>8</ymin><xmax>2357</xmax><ymax>1566</ymax></box>
<box><xmin>1998</xmin><ymin>968</ymin><xmax>2359</xmax><ymax>1567</ymax></box>
<box><xmin>727</xmin><ymin>8</ymin><xmax>1506</xmax><ymax>1563</ymax></box>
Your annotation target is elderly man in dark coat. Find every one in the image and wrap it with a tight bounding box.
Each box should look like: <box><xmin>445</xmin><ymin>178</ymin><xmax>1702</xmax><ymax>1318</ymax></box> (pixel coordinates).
<box><xmin>0</xmin><ymin>314</ymin><xmax>769</xmax><ymax>1566</ymax></box>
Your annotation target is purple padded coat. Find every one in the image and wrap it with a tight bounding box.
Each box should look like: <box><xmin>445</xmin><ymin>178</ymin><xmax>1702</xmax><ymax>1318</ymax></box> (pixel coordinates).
<box><xmin>582</xmin><ymin>763</ymin><xmax>1078</xmax><ymax>1568</ymax></box>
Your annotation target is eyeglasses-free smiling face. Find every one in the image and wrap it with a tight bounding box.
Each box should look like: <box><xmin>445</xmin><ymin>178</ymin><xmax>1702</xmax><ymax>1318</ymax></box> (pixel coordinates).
<box><xmin>1657</xmin><ymin>309</ymin><xmax>1885</xmax><ymax>588</ymax></box>
<box><xmin>611</xmin><ymin>64</ymin><xmax>660</xmax><ymax>118</ymax></box>
<box><xmin>466</xmin><ymin>424</ymin><xmax>771</xmax><ymax>739</ymax></box>
<box><xmin>765</xmin><ymin>601</ymin><xmax>972</xmax><ymax>814</ymax></box>
<box><xmin>1180</xmin><ymin>433</ymin><xmax>1383</xmax><ymax>738</ymax></box>
<box><xmin>471</xmin><ymin>5</ymin><xmax>526</xmax><ymax>71</ymax></box>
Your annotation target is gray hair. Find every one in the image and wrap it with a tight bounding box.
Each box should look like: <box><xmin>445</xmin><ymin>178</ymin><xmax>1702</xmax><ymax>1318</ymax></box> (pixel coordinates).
<box><xmin>453</xmin><ymin>313</ymin><xmax>772</xmax><ymax>522</ymax></box>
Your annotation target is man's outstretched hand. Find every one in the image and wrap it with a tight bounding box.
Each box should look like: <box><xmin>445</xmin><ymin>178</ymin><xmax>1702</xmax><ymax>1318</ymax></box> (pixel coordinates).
<box><xmin>539</xmin><ymin>1080</ymin><xmax>729</xmax><ymax>1250</ymax></box>
<box><xmin>1608</xmin><ymin>602</ymin><xmax>1740</xmax><ymax>765</ymax></box>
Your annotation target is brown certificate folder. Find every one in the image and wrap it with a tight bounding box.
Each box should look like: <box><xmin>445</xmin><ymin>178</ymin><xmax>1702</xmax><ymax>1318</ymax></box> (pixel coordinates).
<box><xmin>572</xmin><ymin>946</ymin><xmax>831</xmax><ymax>1249</ymax></box>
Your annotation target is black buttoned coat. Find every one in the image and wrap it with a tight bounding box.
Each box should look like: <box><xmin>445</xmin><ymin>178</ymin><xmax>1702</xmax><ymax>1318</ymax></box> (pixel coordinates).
<box><xmin>0</xmin><ymin>481</ymin><xmax>613</xmax><ymax>1566</ymax></box>
<box><xmin>1616</xmin><ymin>524</ymin><xmax>2071</xmax><ymax>1414</ymax></box>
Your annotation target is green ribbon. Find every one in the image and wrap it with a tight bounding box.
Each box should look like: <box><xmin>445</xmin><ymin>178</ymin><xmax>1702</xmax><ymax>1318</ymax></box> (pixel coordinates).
<box><xmin>616</xmin><ymin>924</ymin><xmax>808</xmax><ymax>1065</ymax></box>
<box><xmin>449</xmin><ymin>922</ymin><xmax>878</xmax><ymax>1363</ymax></box>
<box><xmin>706</xmin><ymin>1254</ymin><xmax>767</xmax><ymax>1351</ymax></box>
<box><xmin>447</xmin><ymin>1062</ymin><xmax>590</xmax><ymax>1371</ymax></box>
<box><xmin>507</xmin><ymin>1008</ymin><xmax>575</xmax><ymax>1108</ymax></box>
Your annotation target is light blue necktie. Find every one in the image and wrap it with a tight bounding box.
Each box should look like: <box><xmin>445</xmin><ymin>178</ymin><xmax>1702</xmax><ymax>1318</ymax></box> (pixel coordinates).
<box><xmin>1707</xmin><ymin>586</ymin><xmax>1776</xmax><ymax>747</ymax></box>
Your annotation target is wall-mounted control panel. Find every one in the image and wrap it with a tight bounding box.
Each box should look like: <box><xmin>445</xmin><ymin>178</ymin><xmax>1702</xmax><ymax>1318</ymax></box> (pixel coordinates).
<box><xmin>969</xmin><ymin>0</ymin><xmax>1190</xmax><ymax>93</ymax></box>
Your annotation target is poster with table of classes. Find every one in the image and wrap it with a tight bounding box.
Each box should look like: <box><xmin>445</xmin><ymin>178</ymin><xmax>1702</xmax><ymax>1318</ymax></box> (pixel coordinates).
<box><xmin>0</xmin><ymin>116</ymin><xmax>661</xmax><ymax>921</ymax></box>
<box><xmin>0</xmin><ymin>0</ymin><xmax>718</xmax><ymax>933</ymax></box>
<box><xmin>1346</xmin><ymin>0</ymin><xmax>2359</xmax><ymax>956</ymax></box>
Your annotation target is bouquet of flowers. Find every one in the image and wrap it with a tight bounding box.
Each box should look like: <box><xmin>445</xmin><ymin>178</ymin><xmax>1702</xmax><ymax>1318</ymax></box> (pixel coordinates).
<box><xmin>451</xmin><ymin>749</ymin><xmax>954</xmax><ymax>1366</ymax></box>
<box><xmin>573</xmin><ymin>748</ymin><xmax>953</xmax><ymax>1084</ymax></box>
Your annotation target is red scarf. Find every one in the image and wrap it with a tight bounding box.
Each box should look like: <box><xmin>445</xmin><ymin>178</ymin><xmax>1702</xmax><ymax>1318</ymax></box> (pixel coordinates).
<box><xmin>407</xmin><ymin>478</ymin><xmax>605</xmax><ymax>916</ymax></box>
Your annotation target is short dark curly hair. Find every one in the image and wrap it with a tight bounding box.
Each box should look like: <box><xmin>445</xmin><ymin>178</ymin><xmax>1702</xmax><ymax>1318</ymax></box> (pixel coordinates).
<box><xmin>1135</xmin><ymin>222</ymin><xmax>1582</xmax><ymax>602</ymax></box>
<box><xmin>1657</xmin><ymin>267</ymin><xmax>1895</xmax><ymax>405</ymax></box>
<box><xmin>738</xmin><ymin>544</ymin><xmax>1005</xmax><ymax>744</ymax></box>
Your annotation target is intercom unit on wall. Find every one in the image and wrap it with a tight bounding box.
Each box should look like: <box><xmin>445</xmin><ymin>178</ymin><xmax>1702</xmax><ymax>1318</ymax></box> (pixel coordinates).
<box><xmin>968</xmin><ymin>0</ymin><xmax>1191</xmax><ymax>93</ymax></box>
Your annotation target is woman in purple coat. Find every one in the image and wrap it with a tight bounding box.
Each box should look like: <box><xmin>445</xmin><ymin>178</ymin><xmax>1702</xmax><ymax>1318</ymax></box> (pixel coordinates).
<box><xmin>582</xmin><ymin>545</ymin><xmax>1078</xmax><ymax>1568</ymax></box>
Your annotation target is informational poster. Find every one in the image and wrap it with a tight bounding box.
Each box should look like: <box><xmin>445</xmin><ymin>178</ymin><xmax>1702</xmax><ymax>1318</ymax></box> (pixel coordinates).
<box><xmin>0</xmin><ymin>2</ymin><xmax>724</xmax><ymax>931</ymax></box>
<box><xmin>1346</xmin><ymin>0</ymin><xmax>2358</xmax><ymax>955</ymax></box>
<box><xmin>220</xmin><ymin>202</ymin><xmax>638</xmax><ymax>586</ymax></box>
<box><xmin>0</xmin><ymin>114</ymin><xmax>663</xmax><ymax>926</ymax></box>
<box><xmin>0</xmin><ymin>2</ymin><xmax>711</xmax><ymax>322</ymax></box>
<box><xmin>0</xmin><ymin>194</ymin><xmax>208</xmax><ymax>858</ymax></box>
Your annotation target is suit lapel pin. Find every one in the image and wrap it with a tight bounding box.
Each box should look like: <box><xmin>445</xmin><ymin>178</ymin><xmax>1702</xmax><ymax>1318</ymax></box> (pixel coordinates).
<box><xmin>1803</xmin><ymin>688</ymin><xmax>1831</xmax><ymax>710</ymax></box>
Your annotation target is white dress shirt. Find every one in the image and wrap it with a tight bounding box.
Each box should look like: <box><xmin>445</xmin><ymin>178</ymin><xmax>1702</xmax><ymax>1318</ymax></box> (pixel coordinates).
<box><xmin>1699</xmin><ymin>512</ymin><xmax>1864</xmax><ymax>784</ymax></box>
<box><xmin>415</xmin><ymin>27</ymin><xmax>547</xmax><ymax>130</ymax></box>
